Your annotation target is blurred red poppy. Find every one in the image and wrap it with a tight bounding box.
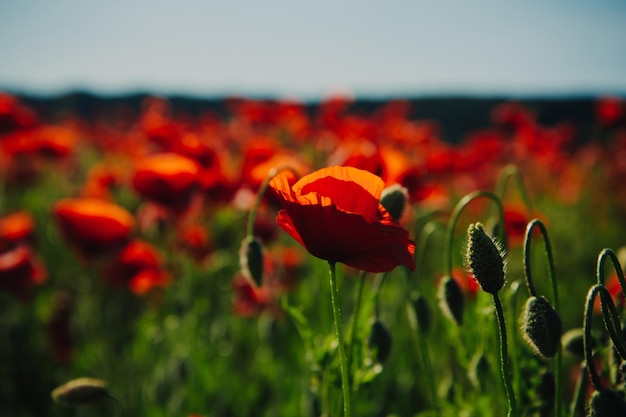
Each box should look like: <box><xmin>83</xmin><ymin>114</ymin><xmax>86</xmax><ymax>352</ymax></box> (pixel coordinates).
<box><xmin>131</xmin><ymin>152</ymin><xmax>200</xmax><ymax>212</ymax></box>
<box><xmin>596</xmin><ymin>96</ymin><xmax>624</xmax><ymax>126</ymax></box>
<box><xmin>0</xmin><ymin>211</ymin><xmax>35</xmax><ymax>250</ymax></box>
<box><xmin>232</xmin><ymin>274</ymin><xmax>275</xmax><ymax>317</ymax></box>
<box><xmin>269</xmin><ymin>166</ymin><xmax>416</xmax><ymax>273</ymax></box>
<box><xmin>0</xmin><ymin>245</ymin><xmax>46</xmax><ymax>300</ymax></box>
<box><xmin>0</xmin><ymin>92</ymin><xmax>37</xmax><ymax>132</ymax></box>
<box><xmin>176</xmin><ymin>223</ymin><xmax>212</xmax><ymax>262</ymax></box>
<box><xmin>103</xmin><ymin>239</ymin><xmax>170</xmax><ymax>295</ymax></box>
<box><xmin>53</xmin><ymin>198</ymin><xmax>134</xmax><ymax>259</ymax></box>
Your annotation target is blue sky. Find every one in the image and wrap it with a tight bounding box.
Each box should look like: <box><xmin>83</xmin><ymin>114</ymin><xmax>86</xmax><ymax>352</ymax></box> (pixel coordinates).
<box><xmin>1</xmin><ymin>0</ymin><xmax>625</xmax><ymax>99</ymax></box>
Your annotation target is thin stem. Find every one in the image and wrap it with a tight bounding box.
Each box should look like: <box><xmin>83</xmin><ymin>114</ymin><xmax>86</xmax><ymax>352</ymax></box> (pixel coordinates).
<box><xmin>522</xmin><ymin>218</ymin><xmax>561</xmax><ymax>417</ymax></box>
<box><xmin>328</xmin><ymin>261</ymin><xmax>352</xmax><ymax>417</ymax></box>
<box><xmin>598</xmin><ymin>286</ymin><xmax>626</xmax><ymax>359</ymax></box>
<box><xmin>444</xmin><ymin>191</ymin><xmax>504</xmax><ymax>277</ymax></box>
<box><xmin>495</xmin><ymin>164</ymin><xmax>534</xmax><ymax>215</ymax></box>
<box><xmin>507</xmin><ymin>282</ymin><xmax>522</xmax><ymax>411</ymax></box>
<box><xmin>246</xmin><ymin>165</ymin><xmax>299</xmax><ymax>238</ymax></box>
<box><xmin>406</xmin><ymin>292</ymin><xmax>440</xmax><ymax>414</ymax></box>
<box><xmin>568</xmin><ymin>363</ymin><xmax>588</xmax><ymax>417</ymax></box>
<box><xmin>493</xmin><ymin>293</ymin><xmax>517</xmax><ymax>417</ymax></box>
<box><xmin>583</xmin><ymin>285</ymin><xmax>605</xmax><ymax>391</ymax></box>
<box><xmin>347</xmin><ymin>271</ymin><xmax>366</xmax><ymax>384</ymax></box>
<box><xmin>596</xmin><ymin>248</ymin><xmax>626</xmax><ymax>301</ymax></box>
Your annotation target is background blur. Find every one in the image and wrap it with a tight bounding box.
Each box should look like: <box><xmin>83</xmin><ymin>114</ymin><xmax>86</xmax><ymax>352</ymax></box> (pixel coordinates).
<box><xmin>1</xmin><ymin>0</ymin><xmax>626</xmax><ymax>100</ymax></box>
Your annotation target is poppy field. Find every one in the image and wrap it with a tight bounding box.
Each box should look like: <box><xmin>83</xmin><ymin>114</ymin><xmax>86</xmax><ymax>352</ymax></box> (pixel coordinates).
<box><xmin>2</xmin><ymin>92</ymin><xmax>626</xmax><ymax>416</ymax></box>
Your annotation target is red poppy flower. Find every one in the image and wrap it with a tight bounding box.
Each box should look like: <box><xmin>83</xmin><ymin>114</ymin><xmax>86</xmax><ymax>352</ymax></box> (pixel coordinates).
<box><xmin>53</xmin><ymin>198</ymin><xmax>134</xmax><ymax>259</ymax></box>
<box><xmin>131</xmin><ymin>152</ymin><xmax>200</xmax><ymax>211</ymax></box>
<box><xmin>129</xmin><ymin>269</ymin><xmax>171</xmax><ymax>296</ymax></box>
<box><xmin>269</xmin><ymin>166</ymin><xmax>416</xmax><ymax>273</ymax></box>
<box><xmin>0</xmin><ymin>245</ymin><xmax>46</xmax><ymax>300</ymax></box>
<box><xmin>103</xmin><ymin>239</ymin><xmax>170</xmax><ymax>295</ymax></box>
<box><xmin>0</xmin><ymin>211</ymin><xmax>35</xmax><ymax>250</ymax></box>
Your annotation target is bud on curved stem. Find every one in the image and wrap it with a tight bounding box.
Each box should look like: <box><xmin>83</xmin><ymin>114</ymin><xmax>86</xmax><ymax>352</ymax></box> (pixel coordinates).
<box><xmin>466</xmin><ymin>223</ymin><xmax>506</xmax><ymax>295</ymax></box>
<box><xmin>583</xmin><ymin>284</ymin><xmax>626</xmax><ymax>391</ymax></box>
<box><xmin>522</xmin><ymin>218</ymin><xmax>562</xmax><ymax>417</ymax></box>
<box><xmin>444</xmin><ymin>191</ymin><xmax>504</xmax><ymax>279</ymax></box>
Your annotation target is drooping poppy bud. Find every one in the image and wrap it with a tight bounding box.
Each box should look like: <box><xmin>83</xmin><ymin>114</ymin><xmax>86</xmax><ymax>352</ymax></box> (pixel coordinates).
<box><xmin>380</xmin><ymin>184</ymin><xmax>409</xmax><ymax>222</ymax></box>
<box><xmin>520</xmin><ymin>296</ymin><xmax>562</xmax><ymax>359</ymax></box>
<box><xmin>51</xmin><ymin>377</ymin><xmax>111</xmax><ymax>407</ymax></box>
<box><xmin>368</xmin><ymin>320</ymin><xmax>393</xmax><ymax>364</ymax></box>
<box><xmin>465</xmin><ymin>223</ymin><xmax>506</xmax><ymax>294</ymax></box>
<box><xmin>468</xmin><ymin>351</ymin><xmax>491</xmax><ymax>389</ymax></box>
<box><xmin>561</xmin><ymin>328</ymin><xmax>586</xmax><ymax>359</ymax></box>
<box><xmin>239</xmin><ymin>236</ymin><xmax>264</xmax><ymax>287</ymax></box>
<box><xmin>438</xmin><ymin>276</ymin><xmax>464</xmax><ymax>326</ymax></box>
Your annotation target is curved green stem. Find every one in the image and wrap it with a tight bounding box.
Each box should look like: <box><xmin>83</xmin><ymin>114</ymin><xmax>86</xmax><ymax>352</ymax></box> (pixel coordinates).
<box><xmin>599</xmin><ymin>286</ymin><xmax>626</xmax><ymax>359</ymax></box>
<box><xmin>493</xmin><ymin>293</ymin><xmax>517</xmax><ymax>417</ymax></box>
<box><xmin>246</xmin><ymin>165</ymin><xmax>299</xmax><ymax>238</ymax></box>
<box><xmin>444</xmin><ymin>191</ymin><xmax>504</xmax><ymax>277</ymax></box>
<box><xmin>495</xmin><ymin>164</ymin><xmax>534</xmax><ymax>215</ymax></box>
<box><xmin>583</xmin><ymin>285</ymin><xmax>606</xmax><ymax>391</ymax></box>
<box><xmin>522</xmin><ymin>218</ymin><xmax>561</xmax><ymax>417</ymax></box>
<box><xmin>328</xmin><ymin>261</ymin><xmax>352</xmax><ymax>417</ymax></box>
<box><xmin>596</xmin><ymin>248</ymin><xmax>626</xmax><ymax>301</ymax></box>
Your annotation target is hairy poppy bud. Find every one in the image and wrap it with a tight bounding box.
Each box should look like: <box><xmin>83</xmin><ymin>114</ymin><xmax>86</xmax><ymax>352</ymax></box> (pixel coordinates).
<box><xmin>438</xmin><ymin>276</ymin><xmax>464</xmax><ymax>326</ymax></box>
<box><xmin>561</xmin><ymin>328</ymin><xmax>586</xmax><ymax>359</ymax></box>
<box><xmin>380</xmin><ymin>184</ymin><xmax>409</xmax><ymax>222</ymax></box>
<box><xmin>368</xmin><ymin>320</ymin><xmax>393</xmax><ymax>363</ymax></box>
<box><xmin>587</xmin><ymin>389</ymin><xmax>626</xmax><ymax>416</ymax></box>
<box><xmin>520</xmin><ymin>296</ymin><xmax>562</xmax><ymax>359</ymax></box>
<box><xmin>468</xmin><ymin>351</ymin><xmax>491</xmax><ymax>389</ymax></box>
<box><xmin>239</xmin><ymin>236</ymin><xmax>264</xmax><ymax>287</ymax></box>
<box><xmin>51</xmin><ymin>377</ymin><xmax>110</xmax><ymax>406</ymax></box>
<box><xmin>465</xmin><ymin>223</ymin><xmax>506</xmax><ymax>294</ymax></box>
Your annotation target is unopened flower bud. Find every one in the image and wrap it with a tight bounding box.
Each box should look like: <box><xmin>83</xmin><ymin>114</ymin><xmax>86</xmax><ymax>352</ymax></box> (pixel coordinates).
<box><xmin>239</xmin><ymin>236</ymin><xmax>264</xmax><ymax>287</ymax></box>
<box><xmin>587</xmin><ymin>389</ymin><xmax>626</xmax><ymax>416</ymax></box>
<box><xmin>51</xmin><ymin>377</ymin><xmax>110</xmax><ymax>407</ymax></box>
<box><xmin>380</xmin><ymin>184</ymin><xmax>409</xmax><ymax>222</ymax></box>
<box><xmin>468</xmin><ymin>352</ymin><xmax>491</xmax><ymax>389</ymax></box>
<box><xmin>438</xmin><ymin>276</ymin><xmax>464</xmax><ymax>326</ymax></box>
<box><xmin>561</xmin><ymin>328</ymin><xmax>586</xmax><ymax>359</ymax></box>
<box><xmin>466</xmin><ymin>223</ymin><xmax>506</xmax><ymax>294</ymax></box>
<box><xmin>368</xmin><ymin>320</ymin><xmax>393</xmax><ymax>363</ymax></box>
<box><xmin>520</xmin><ymin>296</ymin><xmax>562</xmax><ymax>359</ymax></box>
